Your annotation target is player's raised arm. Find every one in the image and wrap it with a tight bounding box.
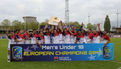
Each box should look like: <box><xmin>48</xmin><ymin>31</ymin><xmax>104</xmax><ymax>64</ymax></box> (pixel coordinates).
<box><xmin>97</xmin><ymin>24</ymin><xmax>101</xmax><ymax>32</ymax></box>
<box><xmin>50</xmin><ymin>25</ymin><xmax>53</xmax><ymax>31</ymax></box>
<box><xmin>63</xmin><ymin>23</ymin><xmax>68</xmax><ymax>30</ymax></box>
<box><xmin>44</xmin><ymin>24</ymin><xmax>48</xmax><ymax>32</ymax></box>
<box><xmin>80</xmin><ymin>23</ymin><xmax>84</xmax><ymax>30</ymax></box>
<box><xmin>62</xmin><ymin>22</ymin><xmax>66</xmax><ymax>31</ymax></box>
<box><xmin>58</xmin><ymin>21</ymin><xmax>63</xmax><ymax>32</ymax></box>
<box><xmin>68</xmin><ymin>25</ymin><xmax>73</xmax><ymax>35</ymax></box>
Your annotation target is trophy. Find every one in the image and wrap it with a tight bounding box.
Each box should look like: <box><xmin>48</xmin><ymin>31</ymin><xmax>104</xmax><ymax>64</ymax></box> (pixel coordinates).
<box><xmin>48</xmin><ymin>17</ymin><xmax>60</xmax><ymax>25</ymax></box>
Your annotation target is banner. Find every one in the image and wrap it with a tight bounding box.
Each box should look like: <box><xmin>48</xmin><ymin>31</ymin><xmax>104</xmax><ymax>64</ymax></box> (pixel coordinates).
<box><xmin>9</xmin><ymin>43</ymin><xmax>114</xmax><ymax>62</ymax></box>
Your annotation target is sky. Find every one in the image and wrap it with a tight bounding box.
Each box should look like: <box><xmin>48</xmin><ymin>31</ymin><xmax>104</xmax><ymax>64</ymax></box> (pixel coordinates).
<box><xmin>0</xmin><ymin>0</ymin><xmax>121</xmax><ymax>27</ymax></box>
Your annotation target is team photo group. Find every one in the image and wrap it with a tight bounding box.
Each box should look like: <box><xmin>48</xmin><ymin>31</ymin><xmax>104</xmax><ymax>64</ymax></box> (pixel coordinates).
<box><xmin>7</xmin><ymin>20</ymin><xmax>110</xmax><ymax>46</ymax></box>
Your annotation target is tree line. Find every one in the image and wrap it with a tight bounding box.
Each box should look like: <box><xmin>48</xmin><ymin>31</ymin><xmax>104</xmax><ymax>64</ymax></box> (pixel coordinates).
<box><xmin>0</xmin><ymin>15</ymin><xmax>111</xmax><ymax>32</ymax></box>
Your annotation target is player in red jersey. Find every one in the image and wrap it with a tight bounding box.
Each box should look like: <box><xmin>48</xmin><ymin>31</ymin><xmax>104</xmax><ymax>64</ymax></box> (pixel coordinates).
<box><xmin>75</xmin><ymin>30</ymin><xmax>86</xmax><ymax>44</ymax></box>
<box><xmin>6</xmin><ymin>28</ymin><xmax>16</xmax><ymax>44</ymax></box>
<box><xmin>24</xmin><ymin>29</ymin><xmax>31</xmax><ymax>44</ymax></box>
<box><xmin>31</xmin><ymin>29</ymin><xmax>38</xmax><ymax>44</ymax></box>
<box><xmin>92</xmin><ymin>24</ymin><xmax>101</xmax><ymax>43</ymax></box>
<box><xmin>85</xmin><ymin>29</ymin><xmax>94</xmax><ymax>43</ymax></box>
<box><xmin>43</xmin><ymin>25</ymin><xmax>51</xmax><ymax>44</ymax></box>
<box><xmin>15</xmin><ymin>30</ymin><xmax>25</xmax><ymax>44</ymax></box>
<box><xmin>36</xmin><ymin>31</ymin><xmax>45</xmax><ymax>44</ymax></box>
<box><xmin>101</xmin><ymin>31</ymin><xmax>110</xmax><ymax>46</ymax></box>
<box><xmin>71</xmin><ymin>29</ymin><xmax>78</xmax><ymax>44</ymax></box>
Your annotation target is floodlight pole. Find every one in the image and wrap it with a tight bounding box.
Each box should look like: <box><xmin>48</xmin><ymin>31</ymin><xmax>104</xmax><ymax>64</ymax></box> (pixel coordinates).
<box><xmin>116</xmin><ymin>9</ymin><xmax>119</xmax><ymax>28</ymax></box>
<box><xmin>88</xmin><ymin>15</ymin><xmax>90</xmax><ymax>23</ymax></box>
<box><xmin>65</xmin><ymin>0</ymin><xmax>69</xmax><ymax>24</ymax></box>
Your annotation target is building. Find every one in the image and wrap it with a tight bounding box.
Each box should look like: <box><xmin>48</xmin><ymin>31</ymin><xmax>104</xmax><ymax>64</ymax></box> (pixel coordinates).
<box><xmin>23</xmin><ymin>16</ymin><xmax>37</xmax><ymax>24</ymax></box>
<box><xmin>112</xmin><ymin>27</ymin><xmax>121</xmax><ymax>33</ymax></box>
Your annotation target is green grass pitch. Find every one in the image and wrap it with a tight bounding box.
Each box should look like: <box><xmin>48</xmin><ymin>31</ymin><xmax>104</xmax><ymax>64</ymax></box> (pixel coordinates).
<box><xmin>0</xmin><ymin>38</ymin><xmax>121</xmax><ymax>69</ymax></box>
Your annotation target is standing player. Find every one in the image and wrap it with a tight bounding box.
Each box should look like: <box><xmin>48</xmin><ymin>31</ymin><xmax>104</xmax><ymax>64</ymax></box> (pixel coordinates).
<box><xmin>31</xmin><ymin>29</ymin><xmax>38</xmax><ymax>44</ymax></box>
<box><xmin>6</xmin><ymin>28</ymin><xmax>16</xmax><ymax>62</ymax></box>
<box><xmin>24</xmin><ymin>29</ymin><xmax>31</xmax><ymax>44</ymax></box>
<box><xmin>85</xmin><ymin>29</ymin><xmax>94</xmax><ymax>43</ymax></box>
<box><xmin>70</xmin><ymin>29</ymin><xmax>77</xmax><ymax>44</ymax></box>
<box><xmin>43</xmin><ymin>25</ymin><xmax>51</xmax><ymax>44</ymax></box>
<box><xmin>100</xmin><ymin>31</ymin><xmax>110</xmax><ymax>46</ymax></box>
<box><xmin>92</xmin><ymin>24</ymin><xmax>101</xmax><ymax>43</ymax></box>
<box><xmin>36</xmin><ymin>31</ymin><xmax>45</xmax><ymax>44</ymax></box>
<box><xmin>15</xmin><ymin>30</ymin><xmax>25</xmax><ymax>44</ymax></box>
<box><xmin>57</xmin><ymin>22</ymin><xmax>63</xmax><ymax>44</ymax></box>
<box><xmin>52</xmin><ymin>29</ymin><xmax>60</xmax><ymax>44</ymax></box>
<box><xmin>63</xmin><ymin>23</ymin><xmax>73</xmax><ymax>44</ymax></box>
<box><xmin>75</xmin><ymin>31</ymin><xmax>86</xmax><ymax>44</ymax></box>
<box><xmin>6</xmin><ymin>28</ymin><xmax>16</xmax><ymax>44</ymax></box>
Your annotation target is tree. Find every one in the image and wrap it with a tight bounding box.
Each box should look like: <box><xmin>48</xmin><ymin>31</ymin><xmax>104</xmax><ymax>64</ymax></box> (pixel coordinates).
<box><xmin>24</xmin><ymin>22</ymin><xmax>31</xmax><ymax>30</ymax></box>
<box><xmin>104</xmin><ymin>15</ymin><xmax>111</xmax><ymax>32</ymax></box>
<box><xmin>87</xmin><ymin>23</ymin><xmax>94</xmax><ymax>30</ymax></box>
<box><xmin>67</xmin><ymin>21</ymin><xmax>81</xmax><ymax>29</ymax></box>
<box><xmin>1</xmin><ymin>19</ymin><xmax>11</xmax><ymax>31</ymax></box>
<box><xmin>12</xmin><ymin>20</ymin><xmax>23</xmax><ymax>30</ymax></box>
<box><xmin>40</xmin><ymin>22</ymin><xmax>48</xmax><ymax>26</ymax></box>
<box><xmin>1</xmin><ymin>19</ymin><xmax>11</xmax><ymax>26</ymax></box>
<box><xmin>29</xmin><ymin>22</ymin><xmax>39</xmax><ymax>30</ymax></box>
<box><xmin>73</xmin><ymin>21</ymin><xmax>81</xmax><ymax>29</ymax></box>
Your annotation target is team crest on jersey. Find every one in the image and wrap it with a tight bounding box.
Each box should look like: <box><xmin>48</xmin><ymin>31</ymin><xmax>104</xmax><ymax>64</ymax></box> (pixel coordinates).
<box><xmin>12</xmin><ymin>46</ymin><xmax>22</xmax><ymax>61</ymax></box>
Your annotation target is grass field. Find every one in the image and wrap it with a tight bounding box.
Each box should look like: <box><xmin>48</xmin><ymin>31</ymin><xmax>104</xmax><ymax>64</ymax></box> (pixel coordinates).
<box><xmin>0</xmin><ymin>38</ymin><xmax>121</xmax><ymax>69</ymax></box>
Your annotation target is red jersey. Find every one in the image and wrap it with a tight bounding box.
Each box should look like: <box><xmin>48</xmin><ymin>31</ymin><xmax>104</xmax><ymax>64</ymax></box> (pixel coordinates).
<box><xmin>88</xmin><ymin>33</ymin><xmax>94</xmax><ymax>39</ymax></box>
<box><xmin>94</xmin><ymin>32</ymin><xmax>100</xmax><ymax>37</ymax></box>
<box><xmin>18</xmin><ymin>34</ymin><xmax>25</xmax><ymax>39</ymax></box>
<box><xmin>103</xmin><ymin>34</ymin><xmax>110</xmax><ymax>41</ymax></box>
<box><xmin>14</xmin><ymin>33</ymin><xmax>18</xmax><ymax>36</ymax></box>
<box><xmin>65</xmin><ymin>31</ymin><xmax>70</xmax><ymax>35</ymax></box>
<box><xmin>77</xmin><ymin>33</ymin><xmax>84</xmax><ymax>38</ymax></box>
<box><xmin>33</xmin><ymin>34</ymin><xmax>38</xmax><ymax>38</ymax></box>
<box><xmin>8</xmin><ymin>35</ymin><xmax>15</xmax><ymax>39</ymax></box>
<box><xmin>73</xmin><ymin>33</ymin><xmax>77</xmax><ymax>36</ymax></box>
<box><xmin>24</xmin><ymin>33</ymin><xmax>30</xmax><ymax>39</ymax></box>
<box><xmin>12</xmin><ymin>35</ymin><xmax>15</xmax><ymax>39</ymax></box>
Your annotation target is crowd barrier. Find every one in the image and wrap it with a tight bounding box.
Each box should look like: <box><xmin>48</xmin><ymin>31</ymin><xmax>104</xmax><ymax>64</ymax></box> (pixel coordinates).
<box><xmin>8</xmin><ymin>43</ymin><xmax>114</xmax><ymax>62</ymax></box>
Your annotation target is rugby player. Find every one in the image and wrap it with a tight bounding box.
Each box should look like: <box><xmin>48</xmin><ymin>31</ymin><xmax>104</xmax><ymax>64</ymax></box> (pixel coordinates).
<box><xmin>15</xmin><ymin>29</ymin><xmax>25</xmax><ymax>44</ymax></box>
<box><xmin>92</xmin><ymin>24</ymin><xmax>101</xmax><ymax>43</ymax></box>
<box><xmin>43</xmin><ymin>25</ymin><xmax>51</xmax><ymax>44</ymax></box>
<box><xmin>101</xmin><ymin>31</ymin><xmax>110</xmax><ymax>46</ymax></box>
<box><xmin>31</xmin><ymin>29</ymin><xmax>38</xmax><ymax>44</ymax></box>
<box><xmin>24</xmin><ymin>29</ymin><xmax>31</xmax><ymax>44</ymax></box>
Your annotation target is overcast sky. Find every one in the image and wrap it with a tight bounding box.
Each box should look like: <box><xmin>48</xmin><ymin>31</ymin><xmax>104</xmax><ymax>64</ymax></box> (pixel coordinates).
<box><xmin>0</xmin><ymin>0</ymin><xmax>121</xmax><ymax>27</ymax></box>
